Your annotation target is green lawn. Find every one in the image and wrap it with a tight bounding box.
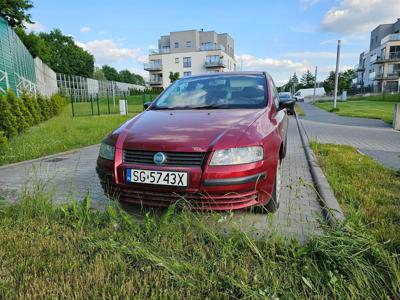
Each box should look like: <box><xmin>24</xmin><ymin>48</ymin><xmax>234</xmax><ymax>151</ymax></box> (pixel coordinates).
<box><xmin>0</xmin><ymin>106</ymin><xmax>135</xmax><ymax>166</ymax></box>
<box><xmin>0</xmin><ymin>190</ymin><xmax>399</xmax><ymax>298</ymax></box>
<box><xmin>314</xmin><ymin>100</ymin><xmax>398</xmax><ymax>124</ymax></box>
<box><xmin>311</xmin><ymin>143</ymin><xmax>400</xmax><ymax>252</ymax></box>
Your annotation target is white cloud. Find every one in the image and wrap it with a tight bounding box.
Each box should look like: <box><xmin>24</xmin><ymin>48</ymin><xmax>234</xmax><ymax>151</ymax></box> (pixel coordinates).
<box><xmin>300</xmin><ymin>0</ymin><xmax>320</xmax><ymax>9</ymax></box>
<box><xmin>289</xmin><ymin>24</ymin><xmax>317</xmax><ymax>33</ymax></box>
<box><xmin>76</xmin><ymin>39</ymin><xmax>142</xmax><ymax>64</ymax></box>
<box><xmin>321</xmin><ymin>0</ymin><xmax>400</xmax><ymax>34</ymax></box>
<box><xmin>80</xmin><ymin>26</ymin><xmax>91</xmax><ymax>33</ymax></box>
<box><xmin>235</xmin><ymin>54</ymin><xmax>309</xmax><ymax>85</ymax></box>
<box><xmin>23</xmin><ymin>20</ymin><xmax>44</xmax><ymax>32</ymax></box>
<box><xmin>285</xmin><ymin>51</ymin><xmax>359</xmax><ymax>60</ymax></box>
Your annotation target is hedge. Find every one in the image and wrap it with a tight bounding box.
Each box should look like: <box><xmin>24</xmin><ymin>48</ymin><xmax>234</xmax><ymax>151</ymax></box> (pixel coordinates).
<box><xmin>0</xmin><ymin>91</ymin><xmax>67</xmax><ymax>152</ymax></box>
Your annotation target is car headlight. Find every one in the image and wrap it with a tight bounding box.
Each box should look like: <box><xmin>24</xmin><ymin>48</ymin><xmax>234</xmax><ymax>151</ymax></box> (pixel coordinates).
<box><xmin>210</xmin><ymin>146</ymin><xmax>263</xmax><ymax>166</ymax></box>
<box><xmin>99</xmin><ymin>143</ymin><xmax>115</xmax><ymax>160</ymax></box>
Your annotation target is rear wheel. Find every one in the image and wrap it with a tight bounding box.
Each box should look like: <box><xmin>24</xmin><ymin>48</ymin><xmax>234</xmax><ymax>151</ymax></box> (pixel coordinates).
<box><xmin>265</xmin><ymin>160</ymin><xmax>281</xmax><ymax>213</ymax></box>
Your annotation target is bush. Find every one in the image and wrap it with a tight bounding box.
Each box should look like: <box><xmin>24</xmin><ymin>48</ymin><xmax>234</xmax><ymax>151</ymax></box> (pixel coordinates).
<box><xmin>0</xmin><ymin>130</ymin><xmax>7</xmax><ymax>152</ymax></box>
<box><xmin>37</xmin><ymin>94</ymin><xmax>52</xmax><ymax>121</ymax></box>
<box><xmin>22</xmin><ymin>92</ymin><xmax>41</xmax><ymax>124</ymax></box>
<box><xmin>50</xmin><ymin>94</ymin><xmax>67</xmax><ymax>115</ymax></box>
<box><xmin>0</xmin><ymin>94</ymin><xmax>18</xmax><ymax>138</ymax></box>
<box><xmin>7</xmin><ymin>90</ymin><xmax>30</xmax><ymax>133</ymax></box>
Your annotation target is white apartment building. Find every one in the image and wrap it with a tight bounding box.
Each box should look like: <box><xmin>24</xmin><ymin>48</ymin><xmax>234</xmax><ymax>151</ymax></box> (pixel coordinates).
<box><xmin>144</xmin><ymin>29</ymin><xmax>236</xmax><ymax>89</ymax></box>
<box><xmin>354</xmin><ymin>18</ymin><xmax>400</xmax><ymax>92</ymax></box>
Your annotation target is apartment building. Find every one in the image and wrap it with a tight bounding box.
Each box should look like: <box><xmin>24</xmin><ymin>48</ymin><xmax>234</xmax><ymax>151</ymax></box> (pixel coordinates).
<box><xmin>354</xmin><ymin>19</ymin><xmax>400</xmax><ymax>92</ymax></box>
<box><xmin>144</xmin><ymin>29</ymin><xmax>236</xmax><ymax>88</ymax></box>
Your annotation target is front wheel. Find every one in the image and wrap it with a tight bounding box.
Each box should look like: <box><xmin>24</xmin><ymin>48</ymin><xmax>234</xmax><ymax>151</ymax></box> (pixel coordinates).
<box><xmin>265</xmin><ymin>160</ymin><xmax>281</xmax><ymax>213</ymax></box>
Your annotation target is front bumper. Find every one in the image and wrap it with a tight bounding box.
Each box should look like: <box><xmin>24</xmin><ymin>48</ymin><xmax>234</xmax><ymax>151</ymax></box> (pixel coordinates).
<box><xmin>96</xmin><ymin>155</ymin><xmax>275</xmax><ymax>211</ymax></box>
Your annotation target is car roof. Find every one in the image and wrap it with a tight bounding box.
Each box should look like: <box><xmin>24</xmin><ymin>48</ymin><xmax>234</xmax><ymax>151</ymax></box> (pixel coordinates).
<box><xmin>184</xmin><ymin>71</ymin><xmax>268</xmax><ymax>80</ymax></box>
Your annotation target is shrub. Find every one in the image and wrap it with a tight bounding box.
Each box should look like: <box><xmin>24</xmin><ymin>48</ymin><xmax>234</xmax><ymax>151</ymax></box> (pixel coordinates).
<box><xmin>0</xmin><ymin>130</ymin><xmax>7</xmax><ymax>152</ymax></box>
<box><xmin>22</xmin><ymin>92</ymin><xmax>41</xmax><ymax>124</ymax></box>
<box><xmin>6</xmin><ymin>90</ymin><xmax>30</xmax><ymax>133</ymax></box>
<box><xmin>37</xmin><ymin>94</ymin><xmax>52</xmax><ymax>121</ymax></box>
<box><xmin>0</xmin><ymin>94</ymin><xmax>18</xmax><ymax>138</ymax></box>
<box><xmin>50</xmin><ymin>94</ymin><xmax>67</xmax><ymax>115</ymax></box>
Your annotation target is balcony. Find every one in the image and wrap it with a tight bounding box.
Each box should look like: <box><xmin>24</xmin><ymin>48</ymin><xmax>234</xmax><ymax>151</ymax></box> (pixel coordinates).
<box><xmin>204</xmin><ymin>58</ymin><xmax>227</xmax><ymax>68</ymax></box>
<box><xmin>144</xmin><ymin>63</ymin><xmax>163</xmax><ymax>71</ymax></box>
<box><xmin>374</xmin><ymin>72</ymin><xmax>400</xmax><ymax>80</ymax></box>
<box><xmin>373</xmin><ymin>52</ymin><xmax>400</xmax><ymax>64</ymax></box>
<box><xmin>381</xmin><ymin>33</ymin><xmax>400</xmax><ymax>45</ymax></box>
<box><xmin>200</xmin><ymin>44</ymin><xmax>225</xmax><ymax>52</ymax></box>
<box><xmin>149</xmin><ymin>48</ymin><xmax>170</xmax><ymax>55</ymax></box>
<box><xmin>148</xmin><ymin>77</ymin><xmax>163</xmax><ymax>85</ymax></box>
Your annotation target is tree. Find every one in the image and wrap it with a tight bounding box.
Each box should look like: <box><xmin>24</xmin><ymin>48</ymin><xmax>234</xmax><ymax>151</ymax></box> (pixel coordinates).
<box><xmin>38</xmin><ymin>29</ymin><xmax>94</xmax><ymax>77</ymax></box>
<box><xmin>15</xmin><ymin>27</ymin><xmax>49</xmax><ymax>58</ymax></box>
<box><xmin>101</xmin><ymin>65</ymin><xmax>120</xmax><ymax>81</ymax></box>
<box><xmin>323</xmin><ymin>71</ymin><xmax>336</xmax><ymax>94</ymax></box>
<box><xmin>0</xmin><ymin>0</ymin><xmax>33</xmax><ymax>27</ymax></box>
<box><xmin>169</xmin><ymin>72</ymin><xmax>180</xmax><ymax>83</ymax></box>
<box><xmin>300</xmin><ymin>70</ymin><xmax>315</xmax><ymax>89</ymax></box>
<box><xmin>118</xmin><ymin>69</ymin><xmax>134</xmax><ymax>83</ymax></box>
<box><xmin>93</xmin><ymin>67</ymin><xmax>106</xmax><ymax>81</ymax></box>
<box><xmin>323</xmin><ymin>69</ymin><xmax>355</xmax><ymax>94</ymax></box>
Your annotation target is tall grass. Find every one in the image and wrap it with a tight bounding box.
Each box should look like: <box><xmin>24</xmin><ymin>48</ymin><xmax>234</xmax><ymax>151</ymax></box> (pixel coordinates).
<box><xmin>0</xmin><ymin>188</ymin><xmax>399</xmax><ymax>299</ymax></box>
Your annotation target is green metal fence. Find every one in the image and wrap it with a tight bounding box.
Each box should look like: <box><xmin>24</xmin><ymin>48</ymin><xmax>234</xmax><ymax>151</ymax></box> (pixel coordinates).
<box><xmin>0</xmin><ymin>16</ymin><xmax>36</xmax><ymax>96</ymax></box>
<box><xmin>70</xmin><ymin>93</ymin><xmax>159</xmax><ymax>117</ymax></box>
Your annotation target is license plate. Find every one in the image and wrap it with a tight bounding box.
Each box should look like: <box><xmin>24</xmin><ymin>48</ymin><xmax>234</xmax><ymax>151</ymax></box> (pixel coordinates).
<box><xmin>126</xmin><ymin>169</ymin><xmax>188</xmax><ymax>187</ymax></box>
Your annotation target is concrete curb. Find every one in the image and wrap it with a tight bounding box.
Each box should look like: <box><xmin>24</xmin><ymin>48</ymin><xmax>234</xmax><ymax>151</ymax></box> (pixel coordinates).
<box><xmin>294</xmin><ymin>114</ymin><xmax>345</xmax><ymax>226</ymax></box>
<box><xmin>0</xmin><ymin>144</ymin><xmax>100</xmax><ymax>170</ymax></box>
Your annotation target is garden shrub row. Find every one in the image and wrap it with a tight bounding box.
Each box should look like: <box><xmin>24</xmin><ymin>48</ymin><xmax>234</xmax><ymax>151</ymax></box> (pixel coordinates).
<box><xmin>0</xmin><ymin>90</ymin><xmax>67</xmax><ymax>151</ymax></box>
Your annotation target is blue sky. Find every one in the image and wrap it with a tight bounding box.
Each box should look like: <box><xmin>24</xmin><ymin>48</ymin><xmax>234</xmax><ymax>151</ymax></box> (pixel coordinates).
<box><xmin>27</xmin><ymin>0</ymin><xmax>400</xmax><ymax>85</ymax></box>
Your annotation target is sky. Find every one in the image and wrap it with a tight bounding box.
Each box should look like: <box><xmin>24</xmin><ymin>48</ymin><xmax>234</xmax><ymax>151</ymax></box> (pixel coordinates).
<box><xmin>26</xmin><ymin>0</ymin><xmax>400</xmax><ymax>85</ymax></box>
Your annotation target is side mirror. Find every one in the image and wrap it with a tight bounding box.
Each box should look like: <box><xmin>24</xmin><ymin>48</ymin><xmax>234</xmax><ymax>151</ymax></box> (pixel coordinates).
<box><xmin>143</xmin><ymin>101</ymin><xmax>154</xmax><ymax>110</ymax></box>
<box><xmin>279</xmin><ymin>99</ymin><xmax>295</xmax><ymax>109</ymax></box>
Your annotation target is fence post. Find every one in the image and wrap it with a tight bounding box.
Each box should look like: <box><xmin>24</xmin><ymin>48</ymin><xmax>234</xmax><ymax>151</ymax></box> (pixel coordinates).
<box><xmin>90</xmin><ymin>94</ymin><xmax>94</xmax><ymax>116</ymax></box>
<box><xmin>71</xmin><ymin>94</ymin><xmax>75</xmax><ymax>117</ymax></box>
<box><xmin>96</xmin><ymin>93</ymin><xmax>100</xmax><ymax>116</ymax></box>
<box><xmin>106</xmin><ymin>90</ymin><xmax>111</xmax><ymax>114</ymax></box>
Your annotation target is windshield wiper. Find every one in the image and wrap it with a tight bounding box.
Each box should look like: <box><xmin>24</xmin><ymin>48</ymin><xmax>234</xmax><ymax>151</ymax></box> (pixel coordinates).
<box><xmin>191</xmin><ymin>105</ymin><xmax>229</xmax><ymax>109</ymax></box>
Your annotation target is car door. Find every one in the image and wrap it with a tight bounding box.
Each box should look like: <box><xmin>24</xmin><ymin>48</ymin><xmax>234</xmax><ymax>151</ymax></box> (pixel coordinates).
<box><xmin>269</xmin><ymin>78</ymin><xmax>287</xmax><ymax>147</ymax></box>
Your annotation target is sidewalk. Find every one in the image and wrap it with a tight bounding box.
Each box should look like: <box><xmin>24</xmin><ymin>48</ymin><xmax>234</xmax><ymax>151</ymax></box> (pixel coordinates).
<box><xmin>298</xmin><ymin>102</ymin><xmax>400</xmax><ymax>170</ymax></box>
<box><xmin>0</xmin><ymin>117</ymin><xmax>323</xmax><ymax>241</ymax></box>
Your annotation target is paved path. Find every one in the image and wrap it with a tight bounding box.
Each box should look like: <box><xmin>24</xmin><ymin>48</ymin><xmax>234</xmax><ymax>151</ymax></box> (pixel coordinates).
<box><xmin>0</xmin><ymin>117</ymin><xmax>323</xmax><ymax>242</ymax></box>
<box><xmin>298</xmin><ymin>102</ymin><xmax>400</xmax><ymax>170</ymax></box>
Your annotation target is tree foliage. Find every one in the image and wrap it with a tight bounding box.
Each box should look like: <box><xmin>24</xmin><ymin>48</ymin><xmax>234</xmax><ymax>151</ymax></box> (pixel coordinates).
<box><xmin>300</xmin><ymin>70</ymin><xmax>315</xmax><ymax>89</ymax></box>
<box><xmin>169</xmin><ymin>72</ymin><xmax>180</xmax><ymax>83</ymax></box>
<box><xmin>323</xmin><ymin>69</ymin><xmax>355</xmax><ymax>94</ymax></box>
<box><xmin>101</xmin><ymin>65</ymin><xmax>120</xmax><ymax>81</ymax></box>
<box><xmin>0</xmin><ymin>0</ymin><xmax>33</xmax><ymax>27</ymax></box>
<box><xmin>0</xmin><ymin>94</ymin><xmax>17</xmax><ymax>138</ymax></box>
<box><xmin>99</xmin><ymin>65</ymin><xmax>144</xmax><ymax>85</ymax></box>
<box><xmin>93</xmin><ymin>67</ymin><xmax>106</xmax><ymax>81</ymax></box>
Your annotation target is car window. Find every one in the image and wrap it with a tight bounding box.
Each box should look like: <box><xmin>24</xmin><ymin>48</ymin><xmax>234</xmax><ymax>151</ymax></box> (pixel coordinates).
<box><xmin>270</xmin><ymin>79</ymin><xmax>280</xmax><ymax>108</ymax></box>
<box><xmin>153</xmin><ymin>75</ymin><xmax>267</xmax><ymax>109</ymax></box>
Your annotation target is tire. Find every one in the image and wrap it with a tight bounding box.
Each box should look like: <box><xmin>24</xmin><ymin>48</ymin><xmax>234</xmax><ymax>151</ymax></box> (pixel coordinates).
<box><xmin>265</xmin><ymin>159</ymin><xmax>281</xmax><ymax>213</ymax></box>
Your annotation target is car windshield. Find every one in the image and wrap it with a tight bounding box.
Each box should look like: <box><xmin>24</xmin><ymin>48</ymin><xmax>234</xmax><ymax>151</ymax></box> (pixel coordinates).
<box><xmin>152</xmin><ymin>75</ymin><xmax>267</xmax><ymax>110</ymax></box>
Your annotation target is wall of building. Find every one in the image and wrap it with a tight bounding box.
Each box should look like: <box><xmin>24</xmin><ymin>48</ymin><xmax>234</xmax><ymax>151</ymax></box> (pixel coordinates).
<box><xmin>149</xmin><ymin>49</ymin><xmax>236</xmax><ymax>88</ymax></box>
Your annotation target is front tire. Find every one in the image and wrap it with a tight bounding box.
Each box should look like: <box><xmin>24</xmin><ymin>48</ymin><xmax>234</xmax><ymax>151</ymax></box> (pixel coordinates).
<box><xmin>265</xmin><ymin>159</ymin><xmax>281</xmax><ymax>213</ymax></box>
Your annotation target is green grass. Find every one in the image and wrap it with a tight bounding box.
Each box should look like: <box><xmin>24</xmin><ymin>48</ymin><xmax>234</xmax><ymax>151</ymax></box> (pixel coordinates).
<box><xmin>0</xmin><ymin>106</ymin><xmax>134</xmax><ymax>166</ymax></box>
<box><xmin>0</xmin><ymin>189</ymin><xmax>399</xmax><ymax>298</ymax></box>
<box><xmin>314</xmin><ymin>100</ymin><xmax>398</xmax><ymax>124</ymax></box>
<box><xmin>295</xmin><ymin>103</ymin><xmax>305</xmax><ymax>116</ymax></box>
<box><xmin>311</xmin><ymin>143</ymin><xmax>400</xmax><ymax>252</ymax></box>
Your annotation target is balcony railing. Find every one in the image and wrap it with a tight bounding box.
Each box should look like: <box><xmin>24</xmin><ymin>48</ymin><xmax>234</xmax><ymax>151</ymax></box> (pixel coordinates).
<box><xmin>200</xmin><ymin>44</ymin><xmax>225</xmax><ymax>52</ymax></box>
<box><xmin>149</xmin><ymin>48</ymin><xmax>170</xmax><ymax>55</ymax></box>
<box><xmin>381</xmin><ymin>33</ymin><xmax>400</xmax><ymax>45</ymax></box>
<box><xmin>204</xmin><ymin>58</ymin><xmax>227</xmax><ymax>68</ymax></box>
<box><xmin>148</xmin><ymin>78</ymin><xmax>163</xmax><ymax>85</ymax></box>
<box><xmin>144</xmin><ymin>63</ymin><xmax>163</xmax><ymax>71</ymax></box>
<box><xmin>374</xmin><ymin>72</ymin><xmax>400</xmax><ymax>80</ymax></box>
<box><xmin>374</xmin><ymin>52</ymin><xmax>400</xmax><ymax>64</ymax></box>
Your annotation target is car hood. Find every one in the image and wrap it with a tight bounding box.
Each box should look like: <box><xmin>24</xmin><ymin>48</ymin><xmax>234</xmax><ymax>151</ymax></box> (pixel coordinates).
<box><xmin>120</xmin><ymin>109</ymin><xmax>264</xmax><ymax>152</ymax></box>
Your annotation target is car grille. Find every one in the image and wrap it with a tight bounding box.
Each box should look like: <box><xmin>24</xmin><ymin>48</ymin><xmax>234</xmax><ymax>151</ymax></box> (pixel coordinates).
<box><xmin>123</xmin><ymin>150</ymin><xmax>205</xmax><ymax>166</ymax></box>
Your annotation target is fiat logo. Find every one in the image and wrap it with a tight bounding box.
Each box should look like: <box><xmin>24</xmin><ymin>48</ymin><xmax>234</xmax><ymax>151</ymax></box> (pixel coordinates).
<box><xmin>153</xmin><ymin>152</ymin><xmax>167</xmax><ymax>165</ymax></box>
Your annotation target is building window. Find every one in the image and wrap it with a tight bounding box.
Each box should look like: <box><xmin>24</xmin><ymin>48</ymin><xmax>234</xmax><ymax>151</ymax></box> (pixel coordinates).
<box><xmin>186</xmin><ymin>41</ymin><xmax>192</xmax><ymax>48</ymax></box>
<box><xmin>175</xmin><ymin>57</ymin><xmax>179</xmax><ymax>63</ymax></box>
<box><xmin>183</xmin><ymin>71</ymin><xmax>192</xmax><ymax>77</ymax></box>
<box><xmin>174</xmin><ymin>42</ymin><xmax>179</xmax><ymax>48</ymax></box>
<box><xmin>183</xmin><ymin>57</ymin><xmax>191</xmax><ymax>68</ymax></box>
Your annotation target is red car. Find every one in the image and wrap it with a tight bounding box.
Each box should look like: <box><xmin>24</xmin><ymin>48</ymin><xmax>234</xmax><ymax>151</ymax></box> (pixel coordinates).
<box><xmin>97</xmin><ymin>72</ymin><xmax>292</xmax><ymax>212</ymax></box>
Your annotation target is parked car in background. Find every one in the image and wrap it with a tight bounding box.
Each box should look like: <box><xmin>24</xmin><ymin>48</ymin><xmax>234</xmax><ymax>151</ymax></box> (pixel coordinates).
<box><xmin>278</xmin><ymin>92</ymin><xmax>295</xmax><ymax>115</ymax></box>
<box><xmin>97</xmin><ymin>72</ymin><xmax>291</xmax><ymax>213</ymax></box>
<box><xmin>293</xmin><ymin>87</ymin><xmax>325</xmax><ymax>102</ymax></box>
